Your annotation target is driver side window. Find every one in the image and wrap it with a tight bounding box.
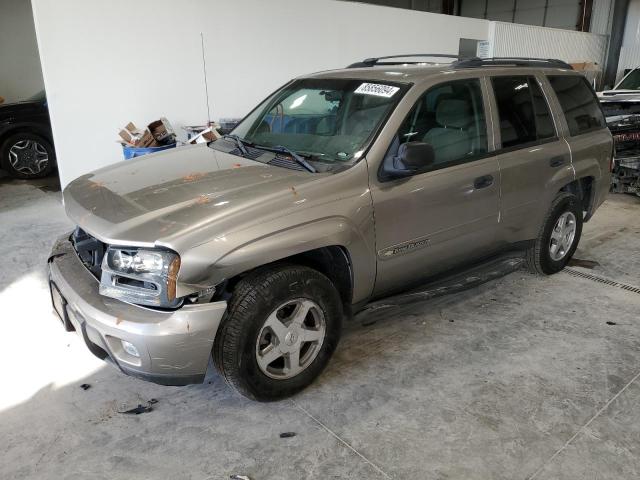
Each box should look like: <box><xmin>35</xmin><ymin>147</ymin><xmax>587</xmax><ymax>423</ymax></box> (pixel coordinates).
<box><xmin>393</xmin><ymin>79</ymin><xmax>488</xmax><ymax>171</ymax></box>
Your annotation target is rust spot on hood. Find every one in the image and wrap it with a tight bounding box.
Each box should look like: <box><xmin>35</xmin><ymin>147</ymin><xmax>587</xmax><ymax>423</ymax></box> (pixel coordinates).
<box><xmin>159</xmin><ymin>221</ymin><xmax>178</xmax><ymax>233</ymax></box>
<box><xmin>194</xmin><ymin>194</ymin><xmax>211</xmax><ymax>205</ymax></box>
<box><xmin>182</xmin><ymin>172</ymin><xmax>206</xmax><ymax>183</ymax></box>
<box><xmin>116</xmin><ymin>317</ymin><xmax>123</xmax><ymax>325</ymax></box>
<box><xmin>290</xmin><ymin>186</ymin><xmax>298</xmax><ymax>196</ymax></box>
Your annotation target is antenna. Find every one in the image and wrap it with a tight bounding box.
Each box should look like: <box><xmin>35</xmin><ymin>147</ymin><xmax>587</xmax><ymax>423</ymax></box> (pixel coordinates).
<box><xmin>200</xmin><ymin>32</ymin><xmax>212</xmax><ymax>125</ymax></box>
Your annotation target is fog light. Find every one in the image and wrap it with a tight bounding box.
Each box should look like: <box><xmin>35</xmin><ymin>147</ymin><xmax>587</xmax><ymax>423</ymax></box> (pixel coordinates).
<box><xmin>121</xmin><ymin>340</ymin><xmax>140</xmax><ymax>358</ymax></box>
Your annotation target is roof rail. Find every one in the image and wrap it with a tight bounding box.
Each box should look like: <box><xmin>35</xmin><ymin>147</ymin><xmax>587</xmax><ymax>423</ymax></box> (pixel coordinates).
<box><xmin>347</xmin><ymin>55</ymin><xmax>573</xmax><ymax>70</ymax></box>
<box><xmin>347</xmin><ymin>54</ymin><xmax>461</xmax><ymax>68</ymax></box>
<box><xmin>452</xmin><ymin>57</ymin><xmax>573</xmax><ymax>70</ymax></box>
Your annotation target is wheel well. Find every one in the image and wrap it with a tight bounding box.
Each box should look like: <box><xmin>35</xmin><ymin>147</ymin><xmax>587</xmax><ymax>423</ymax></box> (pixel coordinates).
<box><xmin>560</xmin><ymin>177</ymin><xmax>595</xmax><ymax>220</ymax></box>
<box><xmin>218</xmin><ymin>246</ymin><xmax>354</xmax><ymax>313</ymax></box>
<box><xmin>0</xmin><ymin>126</ymin><xmax>52</xmax><ymax>150</ymax></box>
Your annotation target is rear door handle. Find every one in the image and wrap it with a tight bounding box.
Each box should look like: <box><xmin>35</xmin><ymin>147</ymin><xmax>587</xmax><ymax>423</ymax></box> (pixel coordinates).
<box><xmin>549</xmin><ymin>156</ymin><xmax>566</xmax><ymax>168</ymax></box>
<box><xmin>473</xmin><ymin>175</ymin><xmax>494</xmax><ymax>189</ymax></box>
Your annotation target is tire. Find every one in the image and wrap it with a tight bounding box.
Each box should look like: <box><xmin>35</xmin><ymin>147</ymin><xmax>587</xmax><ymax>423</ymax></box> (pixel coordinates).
<box><xmin>0</xmin><ymin>132</ymin><xmax>55</xmax><ymax>179</ymax></box>
<box><xmin>213</xmin><ymin>264</ymin><xmax>343</xmax><ymax>401</ymax></box>
<box><xmin>525</xmin><ymin>192</ymin><xmax>583</xmax><ymax>275</ymax></box>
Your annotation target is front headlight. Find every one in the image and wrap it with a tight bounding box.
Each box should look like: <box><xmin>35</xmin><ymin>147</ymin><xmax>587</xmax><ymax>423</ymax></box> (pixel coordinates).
<box><xmin>100</xmin><ymin>247</ymin><xmax>181</xmax><ymax>307</ymax></box>
<box><xmin>107</xmin><ymin>249</ymin><xmax>168</xmax><ymax>274</ymax></box>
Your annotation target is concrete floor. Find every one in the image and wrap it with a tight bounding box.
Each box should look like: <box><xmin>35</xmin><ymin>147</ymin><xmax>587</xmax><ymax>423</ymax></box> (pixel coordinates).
<box><xmin>1</xmin><ymin>173</ymin><xmax>640</xmax><ymax>480</ymax></box>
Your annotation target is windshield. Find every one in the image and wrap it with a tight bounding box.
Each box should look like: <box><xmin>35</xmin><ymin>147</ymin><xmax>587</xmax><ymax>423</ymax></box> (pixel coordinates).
<box><xmin>617</xmin><ymin>69</ymin><xmax>640</xmax><ymax>90</ymax></box>
<box><xmin>229</xmin><ymin>78</ymin><xmax>407</xmax><ymax>163</ymax></box>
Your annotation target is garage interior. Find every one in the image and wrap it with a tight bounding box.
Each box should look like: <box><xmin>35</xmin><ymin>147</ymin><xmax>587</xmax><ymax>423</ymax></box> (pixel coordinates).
<box><xmin>2</xmin><ymin>0</ymin><xmax>640</xmax><ymax>479</ymax></box>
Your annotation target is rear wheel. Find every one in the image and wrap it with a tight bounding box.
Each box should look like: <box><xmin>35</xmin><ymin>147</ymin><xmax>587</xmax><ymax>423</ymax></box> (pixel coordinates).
<box><xmin>213</xmin><ymin>265</ymin><xmax>343</xmax><ymax>401</ymax></box>
<box><xmin>1</xmin><ymin>132</ymin><xmax>55</xmax><ymax>179</ymax></box>
<box><xmin>525</xmin><ymin>192</ymin><xmax>583</xmax><ymax>275</ymax></box>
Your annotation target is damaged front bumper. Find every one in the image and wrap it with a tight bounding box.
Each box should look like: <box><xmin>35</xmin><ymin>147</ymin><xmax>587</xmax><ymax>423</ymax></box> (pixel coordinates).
<box><xmin>48</xmin><ymin>234</ymin><xmax>227</xmax><ymax>386</ymax></box>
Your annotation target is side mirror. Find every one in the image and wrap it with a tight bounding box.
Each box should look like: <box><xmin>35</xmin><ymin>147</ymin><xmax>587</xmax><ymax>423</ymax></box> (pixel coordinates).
<box><xmin>393</xmin><ymin>142</ymin><xmax>435</xmax><ymax>174</ymax></box>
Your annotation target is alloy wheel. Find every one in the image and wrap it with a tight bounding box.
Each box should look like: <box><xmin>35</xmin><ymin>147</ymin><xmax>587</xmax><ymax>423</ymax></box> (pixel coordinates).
<box><xmin>549</xmin><ymin>211</ymin><xmax>577</xmax><ymax>261</ymax></box>
<box><xmin>8</xmin><ymin>139</ymin><xmax>49</xmax><ymax>176</ymax></box>
<box><xmin>255</xmin><ymin>298</ymin><xmax>326</xmax><ymax>379</ymax></box>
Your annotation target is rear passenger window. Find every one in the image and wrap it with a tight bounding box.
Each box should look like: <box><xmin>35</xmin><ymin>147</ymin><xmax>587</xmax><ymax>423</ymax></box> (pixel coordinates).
<box><xmin>491</xmin><ymin>76</ymin><xmax>555</xmax><ymax>149</ymax></box>
<box><xmin>548</xmin><ymin>75</ymin><xmax>605</xmax><ymax>136</ymax></box>
<box><xmin>393</xmin><ymin>79</ymin><xmax>488</xmax><ymax>170</ymax></box>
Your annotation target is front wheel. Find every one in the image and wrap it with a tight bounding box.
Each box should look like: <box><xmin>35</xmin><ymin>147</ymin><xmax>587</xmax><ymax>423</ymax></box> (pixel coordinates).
<box><xmin>525</xmin><ymin>192</ymin><xmax>583</xmax><ymax>275</ymax></box>
<box><xmin>213</xmin><ymin>265</ymin><xmax>343</xmax><ymax>401</ymax></box>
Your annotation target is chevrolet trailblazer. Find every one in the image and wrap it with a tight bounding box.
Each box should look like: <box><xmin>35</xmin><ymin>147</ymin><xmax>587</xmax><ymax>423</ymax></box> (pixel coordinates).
<box><xmin>49</xmin><ymin>55</ymin><xmax>612</xmax><ymax>401</ymax></box>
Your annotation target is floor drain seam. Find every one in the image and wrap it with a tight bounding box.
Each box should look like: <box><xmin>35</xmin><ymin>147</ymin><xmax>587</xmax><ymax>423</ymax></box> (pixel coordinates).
<box><xmin>564</xmin><ymin>268</ymin><xmax>640</xmax><ymax>295</ymax></box>
<box><xmin>526</xmin><ymin>368</ymin><xmax>640</xmax><ymax>480</ymax></box>
<box><xmin>292</xmin><ymin>400</ymin><xmax>392</xmax><ymax>479</ymax></box>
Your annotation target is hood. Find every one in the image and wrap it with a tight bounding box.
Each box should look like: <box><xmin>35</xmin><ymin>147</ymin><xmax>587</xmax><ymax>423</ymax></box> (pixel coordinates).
<box><xmin>63</xmin><ymin>144</ymin><xmax>322</xmax><ymax>248</ymax></box>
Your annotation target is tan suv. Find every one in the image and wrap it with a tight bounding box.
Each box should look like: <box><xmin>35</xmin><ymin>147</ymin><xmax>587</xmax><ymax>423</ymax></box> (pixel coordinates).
<box><xmin>49</xmin><ymin>55</ymin><xmax>612</xmax><ymax>401</ymax></box>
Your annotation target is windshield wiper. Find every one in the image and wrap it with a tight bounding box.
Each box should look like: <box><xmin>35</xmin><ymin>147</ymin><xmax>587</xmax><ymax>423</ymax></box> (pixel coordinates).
<box><xmin>223</xmin><ymin>134</ymin><xmax>251</xmax><ymax>156</ymax></box>
<box><xmin>253</xmin><ymin>144</ymin><xmax>317</xmax><ymax>173</ymax></box>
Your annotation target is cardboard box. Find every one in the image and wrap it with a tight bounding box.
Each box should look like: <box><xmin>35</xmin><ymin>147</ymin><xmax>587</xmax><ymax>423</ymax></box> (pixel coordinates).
<box><xmin>187</xmin><ymin>126</ymin><xmax>221</xmax><ymax>144</ymax></box>
<box><xmin>118</xmin><ymin>122</ymin><xmax>144</xmax><ymax>145</ymax></box>
<box><xmin>136</xmin><ymin>129</ymin><xmax>161</xmax><ymax>148</ymax></box>
<box><xmin>148</xmin><ymin>117</ymin><xmax>176</xmax><ymax>144</ymax></box>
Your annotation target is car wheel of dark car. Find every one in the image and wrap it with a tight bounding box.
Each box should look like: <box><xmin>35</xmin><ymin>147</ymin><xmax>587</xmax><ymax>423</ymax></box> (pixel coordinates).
<box><xmin>213</xmin><ymin>264</ymin><xmax>343</xmax><ymax>401</ymax></box>
<box><xmin>525</xmin><ymin>192</ymin><xmax>583</xmax><ymax>275</ymax></box>
<box><xmin>1</xmin><ymin>132</ymin><xmax>55</xmax><ymax>179</ymax></box>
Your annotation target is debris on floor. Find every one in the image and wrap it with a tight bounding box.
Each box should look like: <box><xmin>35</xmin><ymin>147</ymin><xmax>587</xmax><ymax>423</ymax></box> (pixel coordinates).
<box><xmin>118</xmin><ymin>398</ymin><xmax>158</xmax><ymax>415</ymax></box>
<box><xmin>80</xmin><ymin>383</ymin><xmax>91</xmax><ymax>391</ymax></box>
<box><xmin>279</xmin><ymin>432</ymin><xmax>296</xmax><ymax>438</ymax></box>
<box><xmin>230</xmin><ymin>475</ymin><xmax>252</xmax><ymax>480</ymax></box>
<box><xmin>568</xmin><ymin>258</ymin><xmax>600</xmax><ymax>269</ymax></box>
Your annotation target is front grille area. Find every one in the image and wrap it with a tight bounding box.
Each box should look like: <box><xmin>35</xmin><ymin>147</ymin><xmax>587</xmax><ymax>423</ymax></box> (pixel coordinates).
<box><xmin>71</xmin><ymin>227</ymin><xmax>107</xmax><ymax>279</ymax></box>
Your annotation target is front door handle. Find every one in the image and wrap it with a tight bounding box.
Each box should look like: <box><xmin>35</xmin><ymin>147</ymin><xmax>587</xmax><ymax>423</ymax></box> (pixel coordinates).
<box><xmin>473</xmin><ymin>175</ymin><xmax>494</xmax><ymax>189</ymax></box>
<box><xmin>549</xmin><ymin>156</ymin><xmax>566</xmax><ymax>168</ymax></box>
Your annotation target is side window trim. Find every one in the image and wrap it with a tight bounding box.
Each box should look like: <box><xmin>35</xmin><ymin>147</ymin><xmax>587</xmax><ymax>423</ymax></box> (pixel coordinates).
<box><xmin>528</xmin><ymin>76</ymin><xmax>559</xmax><ymax>138</ymax></box>
<box><xmin>481</xmin><ymin>75</ymin><xmax>501</xmax><ymax>151</ymax></box>
<box><xmin>480</xmin><ymin>76</ymin><xmax>499</xmax><ymax>152</ymax></box>
<box><xmin>536</xmin><ymin>73</ymin><xmax>566</xmax><ymax>137</ymax></box>
<box><xmin>486</xmin><ymin>73</ymin><xmax>561</xmax><ymax>154</ymax></box>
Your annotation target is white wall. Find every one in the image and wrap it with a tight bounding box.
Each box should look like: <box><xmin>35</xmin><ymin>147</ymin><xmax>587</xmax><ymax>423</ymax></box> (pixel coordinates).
<box><xmin>489</xmin><ymin>21</ymin><xmax>608</xmax><ymax>66</ymax></box>
<box><xmin>32</xmin><ymin>0</ymin><xmax>489</xmax><ymax>187</ymax></box>
<box><xmin>31</xmin><ymin>0</ymin><xmax>610</xmax><ymax>188</ymax></box>
<box><xmin>0</xmin><ymin>0</ymin><xmax>44</xmax><ymax>103</ymax></box>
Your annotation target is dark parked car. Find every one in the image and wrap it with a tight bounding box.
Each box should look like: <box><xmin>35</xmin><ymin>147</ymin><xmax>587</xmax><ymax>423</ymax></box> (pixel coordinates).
<box><xmin>0</xmin><ymin>90</ymin><xmax>56</xmax><ymax>179</ymax></box>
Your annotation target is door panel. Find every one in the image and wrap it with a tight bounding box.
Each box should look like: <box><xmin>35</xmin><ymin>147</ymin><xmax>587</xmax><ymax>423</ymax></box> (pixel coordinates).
<box><xmin>370</xmin><ymin>156</ymin><xmax>500</xmax><ymax>295</ymax></box>
<box><xmin>487</xmin><ymin>74</ymin><xmax>574</xmax><ymax>243</ymax></box>
<box><xmin>495</xmin><ymin>140</ymin><xmax>572</xmax><ymax>242</ymax></box>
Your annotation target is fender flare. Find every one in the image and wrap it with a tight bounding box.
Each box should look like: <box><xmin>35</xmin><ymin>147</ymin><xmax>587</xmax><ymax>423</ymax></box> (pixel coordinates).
<box><xmin>178</xmin><ymin>216</ymin><xmax>376</xmax><ymax>303</ymax></box>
